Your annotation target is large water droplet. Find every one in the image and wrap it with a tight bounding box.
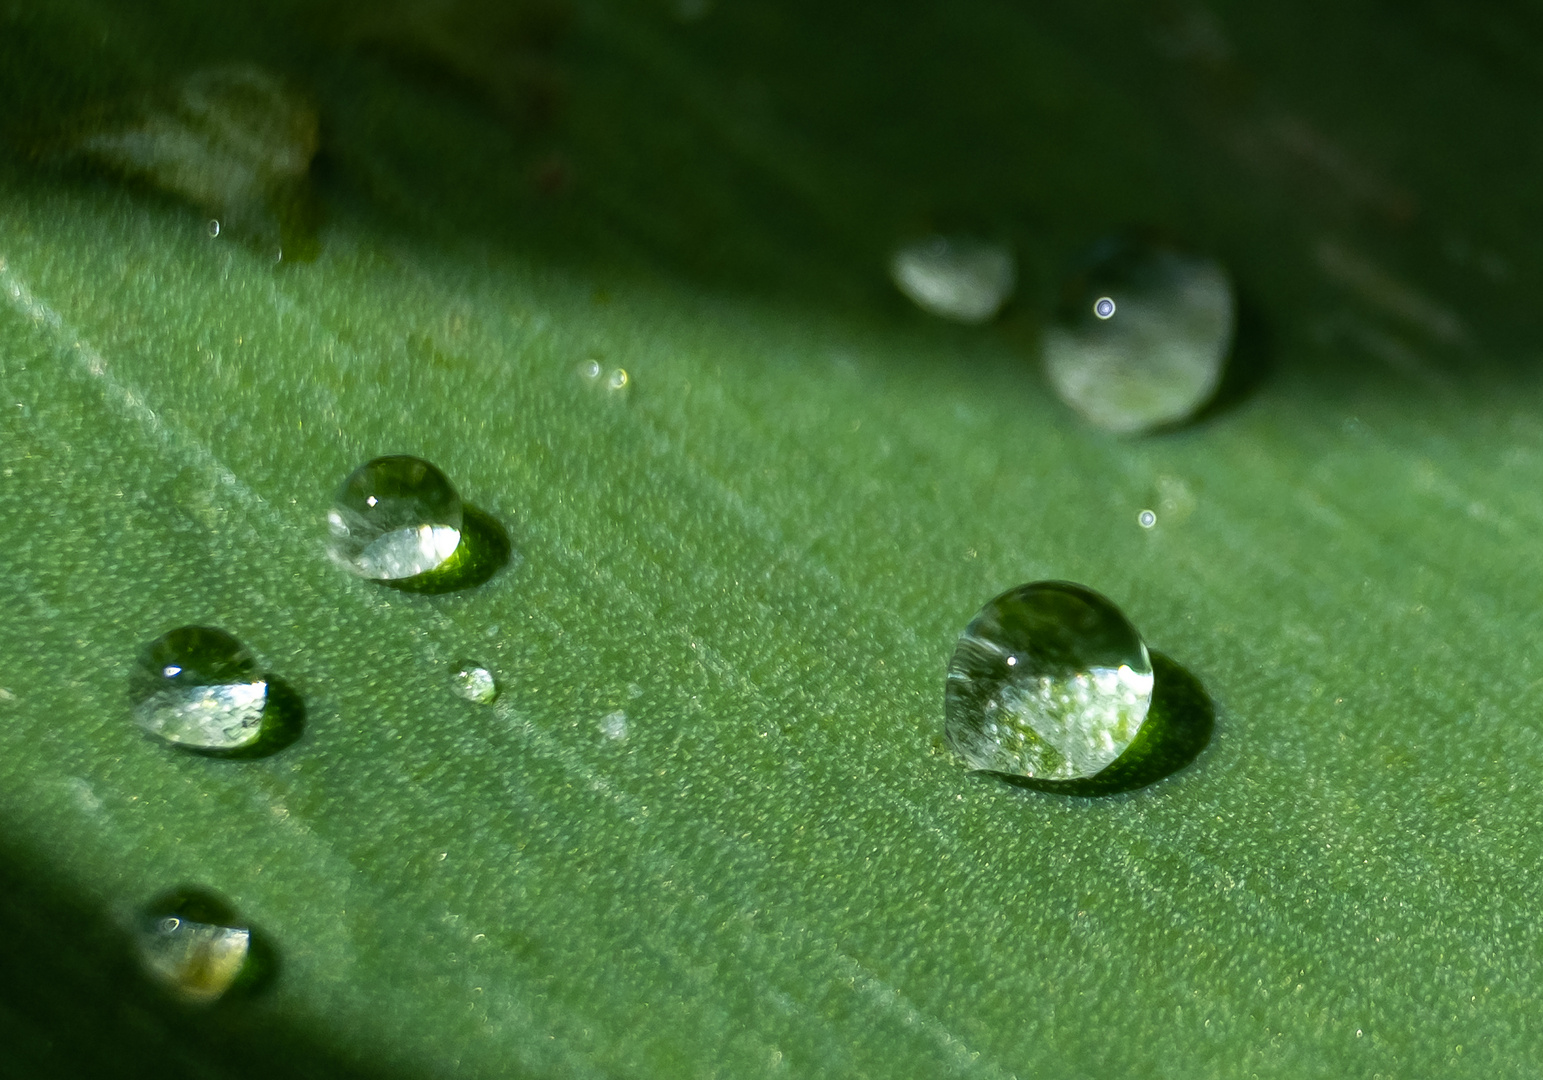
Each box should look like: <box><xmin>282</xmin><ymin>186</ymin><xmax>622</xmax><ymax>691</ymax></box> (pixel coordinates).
<box><xmin>890</xmin><ymin>235</ymin><xmax>1016</xmax><ymax>324</ymax></box>
<box><xmin>328</xmin><ymin>456</ymin><xmax>464</xmax><ymax>581</ymax></box>
<box><xmin>131</xmin><ymin>627</ymin><xmax>269</xmax><ymax>751</ymax></box>
<box><xmin>1044</xmin><ymin>240</ymin><xmax>1235</xmax><ymax>433</ymax></box>
<box><xmin>134</xmin><ymin>889</ymin><xmax>257</xmax><ymax>1004</ymax></box>
<box><xmin>945</xmin><ymin>581</ymin><xmax>1154</xmax><ymax>780</ymax></box>
<box><xmin>450</xmin><ymin>661</ymin><xmax>498</xmax><ymax>704</ymax></box>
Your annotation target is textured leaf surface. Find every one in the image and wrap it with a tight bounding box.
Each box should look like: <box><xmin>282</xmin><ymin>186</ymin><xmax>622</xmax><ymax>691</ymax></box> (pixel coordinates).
<box><xmin>4</xmin><ymin>1</ymin><xmax>1543</xmax><ymax>1077</ymax></box>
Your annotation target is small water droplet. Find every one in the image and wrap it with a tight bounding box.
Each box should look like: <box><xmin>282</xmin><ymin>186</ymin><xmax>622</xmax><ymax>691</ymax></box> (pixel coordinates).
<box><xmin>890</xmin><ymin>235</ymin><xmax>1016</xmax><ymax>324</ymax></box>
<box><xmin>207</xmin><ymin>219</ymin><xmax>221</xmax><ymax>238</ymax></box>
<box><xmin>1138</xmin><ymin>509</ymin><xmax>1157</xmax><ymax>528</ymax></box>
<box><xmin>327</xmin><ymin>456</ymin><xmax>463</xmax><ymax>581</ymax></box>
<box><xmin>579</xmin><ymin>359</ymin><xmax>603</xmax><ymax>381</ymax></box>
<box><xmin>599</xmin><ymin>710</ymin><xmax>629</xmax><ymax>741</ymax></box>
<box><xmin>945</xmin><ymin>581</ymin><xmax>1154</xmax><ymax>780</ymax></box>
<box><xmin>450</xmin><ymin>661</ymin><xmax>498</xmax><ymax>704</ymax></box>
<box><xmin>606</xmin><ymin>367</ymin><xmax>630</xmax><ymax>391</ymax></box>
<box><xmin>130</xmin><ymin>627</ymin><xmax>269</xmax><ymax>751</ymax></box>
<box><xmin>1044</xmin><ymin>239</ymin><xmax>1235</xmax><ymax>433</ymax></box>
<box><xmin>134</xmin><ymin>889</ymin><xmax>256</xmax><ymax>1004</ymax></box>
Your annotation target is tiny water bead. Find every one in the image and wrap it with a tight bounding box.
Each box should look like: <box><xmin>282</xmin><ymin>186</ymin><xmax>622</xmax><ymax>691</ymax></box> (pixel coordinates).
<box><xmin>328</xmin><ymin>456</ymin><xmax>463</xmax><ymax>581</ymax></box>
<box><xmin>599</xmin><ymin>710</ymin><xmax>629</xmax><ymax>741</ymax></box>
<box><xmin>1044</xmin><ymin>239</ymin><xmax>1235</xmax><ymax>433</ymax></box>
<box><xmin>134</xmin><ymin>890</ymin><xmax>258</xmax><ymax>1004</ymax></box>
<box><xmin>131</xmin><ymin>627</ymin><xmax>268</xmax><ymax>751</ymax></box>
<box><xmin>450</xmin><ymin>661</ymin><xmax>498</xmax><ymax>704</ymax></box>
<box><xmin>890</xmin><ymin>235</ymin><xmax>1016</xmax><ymax>324</ymax></box>
<box><xmin>579</xmin><ymin>360</ymin><xmax>631</xmax><ymax>394</ymax></box>
<box><xmin>945</xmin><ymin>581</ymin><xmax>1154</xmax><ymax>780</ymax></box>
<box><xmin>1138</xmin><ymin>509</ymin><xmax>1157</xmax><ymax>528</ymax></box>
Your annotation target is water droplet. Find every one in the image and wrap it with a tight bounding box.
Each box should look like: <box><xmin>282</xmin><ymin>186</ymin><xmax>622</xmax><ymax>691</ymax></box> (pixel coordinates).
<box><xmin>599</xmin><ymin>710</ymin><xmax>629</xmax><ymax>741</ymax></box>
<box><xmin>945</xmin><ymin>581</ymin><xmax>1154</xmax><ymax>780</ymax></box>
<box><xmin>579</xmin><ymin>359</ymin><xmax>603</xmax><ymax>381</ymax></box>
<box><xmin>134</xmin><ymin>889</ymin><xmax>256</xmax><ymax>1004</ymax></box>
<box><xmin>606</xmin><ymin>367</ymin><xmax>630</xmax><ymax>391</ymax></box>
<box><xmin>890</xmin><ymin>235</ymin><xmax>1016</xmax><ymax>324</ymax></box>
<box><xmin>1137</xmin><ymin>509</ymin><xmax>1157</xmax><ymax>528</ymax></box>
<box><xmin>130</xmin><ymin>627</ymin><xmax>269</xmax><ymax>751</ymax></box>
<box><xmin>328</xmin><ymin>456</ymin><xmax>463</xmax><ymax>581</ymax></box>
<box><xmin>1044</xmin><ymin>240</ymin><xmax>1235</xmax><ymax>433</ymax></box>
<box><xmin>72</xmin><ymin>65</ymin><xmax>319</xmax><ymax>250</ymax></box>
<box><xmin>450</xmin><ymin>661</ymin><xmax>498</xmax><ymax>704</ymax></box>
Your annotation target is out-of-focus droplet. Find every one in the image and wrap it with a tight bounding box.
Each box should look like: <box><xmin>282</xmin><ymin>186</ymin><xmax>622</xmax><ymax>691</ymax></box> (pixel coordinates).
<box><xmin>890</xmin><ymin>235</ymin><xmax>1016</xmax><ymax>324</ymax></box>
<box><xmin>73</xmin><ymin>65</ymin><xmax>319</xmax><ymax>246</ymax></box>
<box><xmin>327</xmin><ymin>456</ymin><xmax>463</xmax><ymax>581</ymax></box>
<box><xmin>130</xmin><ymin>627</ymin><xmax>269</xmax><ymax>751</ymax></box>
<box><xmin>945</xmin><ymin>581</ymin><xmax>1153</xmax><ymax>780</ymax></box>
<box><xmin>450</xmin><ymin>661</ymin><xmax>498</xmax><ymax>704</ymax></box>
<box><xmin>207</xmin><ymin>219</ymin><xmax>221</xmax><ymax>238</ymax></box>
<box><xmin>1044</xmin><ymin>239</ymin><xmax>1235</xmax><ymax>433</ymax></box>
<box><xmin>1137</xmin><ymin>509</ymin><xmax>1157</xmax><ymax>529</ymax></box>
<box><xmin>606</xmin><ymin>367</ymin><xmax>629</xmax><ymax>391</ymax></box>
<box><xmin>599</xmin><ymin>710</ymin><xmax>629</xmax><ymax>741</ymax></box>
<box><xmin>134</xmin><ymin>889</ymin><xmax>255</xmax><ymax>1004</ymax></box>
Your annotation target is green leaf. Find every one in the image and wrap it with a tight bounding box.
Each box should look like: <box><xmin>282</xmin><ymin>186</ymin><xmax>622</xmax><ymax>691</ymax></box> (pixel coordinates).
<box><xmin>4</xmin><ymin>1</ymin><xmax>1542</xmax><ymax>1076</ymax></box>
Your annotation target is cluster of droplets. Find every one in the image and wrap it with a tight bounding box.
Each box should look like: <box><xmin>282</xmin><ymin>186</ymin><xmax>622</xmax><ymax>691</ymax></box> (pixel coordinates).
<box><xmin>127</xmin><ymin>454</ymin><xmax>514</xmax><ymax>999</ymax></box>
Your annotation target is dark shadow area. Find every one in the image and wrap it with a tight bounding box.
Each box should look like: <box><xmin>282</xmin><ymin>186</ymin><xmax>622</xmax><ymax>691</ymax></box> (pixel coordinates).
<box><xmin>0</xmin><ymin>843</ymin><xmax>407</xmax><ymax>1080</ymax></box>
<box><xmin>200</xmin><ymin>676</ymin><xmax>306</xmax><ymax>761</ymax></box>
<box><xmin>1187</xmin><ymin>289</ymin><xmax>1273</xmax><ymax>429</ymax></box>
<box><xmin>975</xmin><ymin>651</ymin><xmax>1214</xmax><ymax>797</ymax></box>
<box><xmin>383</xmin><ymin>504</ymin><xmax>512</xmax><ymax>595</ymax></box>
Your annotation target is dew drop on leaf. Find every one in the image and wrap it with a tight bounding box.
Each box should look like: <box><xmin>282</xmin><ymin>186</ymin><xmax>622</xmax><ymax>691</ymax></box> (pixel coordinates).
<box><xmin>327</xmin><ymin>456</ymin><xmax>464</xmax><ymax>581</ymax></box>
<box><xmin>1044</xmin><ymin>239</ymin><xmax>1235</xmax><ymax>433</ymax></box>
<box><xmin>889</xmin><ymin>235</ymin><xmax>1016</xmax><ymax>324</ymax></box>
<box><xmin>130</xmin><ymin>627</ymin><xmax>269</xmax><ymax>751</ymax></box>
<box><xmin>449</xmin><ymin>661</ymin><xmax>499</xmax><ymax>704</ymax></box>
<box><xmin>134</xmin><ymin>889</ymin><xmax>256</xmax><ymax>1005</ymax></box>
<box><xmin>945</xmin><ymin>581</ymin><xmax>1154</xmax><ymax>780</ymax></box>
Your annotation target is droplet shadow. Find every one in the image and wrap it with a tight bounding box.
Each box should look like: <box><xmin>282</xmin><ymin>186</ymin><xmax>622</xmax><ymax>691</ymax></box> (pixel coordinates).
<box><xmin>973</xmin><ymin>651</ymin><xmax>1213</xmax><ymax>796</ymax></box>
<box><xmin>382</xmin><ymin>504</ymin><xmax>512</xmax><ymax>595</ymax></box>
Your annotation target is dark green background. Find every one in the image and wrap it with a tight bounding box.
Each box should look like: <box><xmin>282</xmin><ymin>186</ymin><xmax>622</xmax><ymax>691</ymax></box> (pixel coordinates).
<box><xmin>4</xmin><ymin>1</ymin><xmax>1543</xmax><ymax>1076</ymax></box>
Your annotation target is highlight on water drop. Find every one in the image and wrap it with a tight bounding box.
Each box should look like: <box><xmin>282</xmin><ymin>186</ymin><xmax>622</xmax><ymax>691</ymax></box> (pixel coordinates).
<box><xmin>889</xmin><ymin>234</ymin><xmax>1016</xmax><ymax>324</ymax></box>
<box><xmin>1044</xmin><ymin>237</ymin><xmax>1235</xmax><ymax>433</ymax></box>
<box><xmin>945</xmin><ymin>581</ymin><xmax>1154</xmax><ymax>781</ymax></box>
